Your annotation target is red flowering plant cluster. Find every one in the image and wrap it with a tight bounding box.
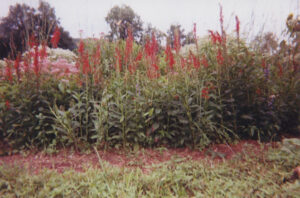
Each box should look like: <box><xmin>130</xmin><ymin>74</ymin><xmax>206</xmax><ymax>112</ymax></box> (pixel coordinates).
<box><xmin>51</xmin><ymin>26</ymin><xmax>61</xmax><ymax>48</ymax></box>
<box><xmin>165</xmin><ymin>43</ymin><xmax>175</xmax><ymax>71</ymax></box>
<box><xmin>144</xmin><ymin>32</ymin><xmax>160</xmax><ymax>79</ymax></box>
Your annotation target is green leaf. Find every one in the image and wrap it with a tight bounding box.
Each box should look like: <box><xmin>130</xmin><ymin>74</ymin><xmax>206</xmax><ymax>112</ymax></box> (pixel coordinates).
<box><xmin>120</xmin><ymin>115</ymin><xmax>124</xmax><ymax>123</ymax></box>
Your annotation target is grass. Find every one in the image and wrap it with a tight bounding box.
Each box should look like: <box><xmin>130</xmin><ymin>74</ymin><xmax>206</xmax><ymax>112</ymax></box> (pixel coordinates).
<box><xmin>0</xmin><ymin>143</ymin><xmax>299</xmax><ymax>197</ymax></box>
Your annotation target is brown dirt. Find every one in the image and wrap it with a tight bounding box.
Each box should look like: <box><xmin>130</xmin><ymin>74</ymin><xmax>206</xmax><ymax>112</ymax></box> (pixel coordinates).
<box><xmin>0</xmin><ymin>140</ymin><xmax>278</xmax><ymax>174</ymax></box>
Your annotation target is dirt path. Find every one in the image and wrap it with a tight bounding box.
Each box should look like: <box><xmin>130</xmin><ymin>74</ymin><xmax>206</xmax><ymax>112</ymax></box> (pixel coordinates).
<box><xmin>0</xmin><ymin>140</ymin><xmax>278</xmax><ymax>174</ymax></box>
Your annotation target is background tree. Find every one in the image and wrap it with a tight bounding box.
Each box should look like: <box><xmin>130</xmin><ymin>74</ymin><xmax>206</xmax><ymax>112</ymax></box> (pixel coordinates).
<box><xmin>166</xmin><ymin>24</ymin><xmax>186</xmax><ymax>48</ymax></box>
<box><xmin>142</xmin><ymin>23</ymin><xmax>166</xmax><ymax>47</ymax></box>
<box><xmin>183</xmin><ymin>30</ymin><xmax>196</xmax><ymax>45</ymax></box>
<box><xmin>105</xmin><ymin>5</ymin><xmax>143</xmax><ymax>41</ymax></box>
<box><xmin>251</xmin><ymin>32</ymin><xmax>278</xmax><ymax>55</ymax></box>
<box><xmin>0</xmin><ymin>1</ymin><xmax>75</xmax><ymax>59</ymax></box>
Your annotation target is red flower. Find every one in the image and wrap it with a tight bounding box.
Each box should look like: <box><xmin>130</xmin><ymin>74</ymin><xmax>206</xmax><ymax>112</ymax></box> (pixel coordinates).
<box><xmin>28</xmin><ymin>35</ymin><xmax>36</xmax><ymax>49</ymax></box>
<box><xmin>165</xmin><ymin>44</ymin><xmax>175</xmax><ymax>70</ymax></box>
<box><xmin>278</xmin><ymin>63</ymin><xmax>283</xmax><ymax>77</ymax></box>
<box><xmin>34</xmin><ymin>45</ymin><xmax>40</xmax><ymax>76</ymax></box>
<box><xmin>193</xmin><ymin>23</ymin><xmax>198</xmax><ymax>50</ymax></box>
<box><xmin>135</xmin><ymin>50</ymin><xmax>143</xmax><ymax>62</ymax></box>
<box><xmin>180</xmin><ymin>57</ymin><xmax>186</xmax><ymax>68</ymax></box>
<box><xmin>174</xmin><ymin>95</ymin><xmax>179</xmax><ymax>100</ymax></box>
<box><xmin>256</xmin><ymin>88</ymin><xmax>261</xmax><ymax>95</ymax></box>
<box><xmin>5</xmin><ymin>100</ymin><xmax>10</xmax><ymax>110</ymax></box>
<box><xmin>201</xmin><ymin>87</ymin><xmax>209</xmax><ymax>99</ymax></box>
<box><xmin>219</xmin><ymin>4</ymin><xmax>224</xmax><ymax>26</ymax></box>
<box><xmin>261</xmin><ymin>59</ymin><xmax>266</xmax><ymax>68</ymax></box>
<box><xmin>40</xmin><ymin>42</ymin><xmax>47</xmax><ymax>60</ymax></box>
<box><xmin>189</xmin><ymin>51</ymin><xmax>200</xmax><ymax>69</ymax></box>
<box><xmin>51</xmin><ymin>26</ymin><xmax>61</xmax><ymax>48</ymax></box>
<box><xmin>92</xmin><ymin>43</ymin><xmax>101</xmax><ymax>66</ymax></box>
<box><xmin>23</xmin><ymin>57</ymin><xmax>30</xmax><ymax>74</ymax></box>
<box><xmin>82</xmin><ymin>53</ymin><xmax>90</xmax><ymax>74</ymax></box>
<box><xmin>208</xmin><ymin>30</ymin><xmax>222</xmax><ymax>44</ymax></box>
<box><xmin>128</xmin><ymin>64</ymin><xmax>136</xmax><ymax>74</ymax></box>
<box><xmin>78</xmin><ymin>40</ymin><xmax>85</xmax><ymax>56</ymax></box>
<box><xmin>235</xmin><ymin>16</ymin><xmax>240</xmax><ymax>35</ymax></box>
<box><xmin>145</xmin><ymin>32</ymin><xmax>160</xmax><ymax>79</ymax></box>
<box><xmin>193</xmin><ymin>23</ymin><xmax>197</xmax><ymax>41</ymax></box>
<box><xmin>201</xmin><ymin>55</ymin><xmax>208</xmax><ymax>68</ymax></box>
<box><xmin>217</xmin><ymin>49</ymin><xmax>224</xmax><ymax>65</ymax></box>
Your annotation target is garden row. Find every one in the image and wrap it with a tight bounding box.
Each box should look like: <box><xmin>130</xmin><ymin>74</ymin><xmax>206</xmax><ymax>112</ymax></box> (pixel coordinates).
<box><xmin>0</xmin><ymin>16</ymin><xmax>299</xmax><ymax>151</ymax></box>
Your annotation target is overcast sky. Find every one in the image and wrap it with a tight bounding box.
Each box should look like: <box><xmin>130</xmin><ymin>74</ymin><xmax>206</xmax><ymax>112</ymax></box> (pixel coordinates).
<box><xmin>0</xmin><ymin>0</ymin><xmax>299</xmax><ymax>39</ymax></box>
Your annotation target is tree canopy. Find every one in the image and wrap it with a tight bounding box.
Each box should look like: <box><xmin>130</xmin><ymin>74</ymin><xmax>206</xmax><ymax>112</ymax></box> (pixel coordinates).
<box><xmin>166</xmin><ymin>24</ymin><xmax>186</xmax><ymax>48</ymax></box>
<box><xmin>105</xmin><ymin>5</ymin><xmax>143</xmax><ymax>42</ymax></box>
<box><xmin>0</xmin><ymin>1</ymin><xmax>75</xmax><ymax>59</ymax></box>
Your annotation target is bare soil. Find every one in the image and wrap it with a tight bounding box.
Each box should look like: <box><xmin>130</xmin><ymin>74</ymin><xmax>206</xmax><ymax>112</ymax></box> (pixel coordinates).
<box><xmin>0</xmin><ymin>140</ymin><xmax>278</xmax><ymax>174</ymax></box>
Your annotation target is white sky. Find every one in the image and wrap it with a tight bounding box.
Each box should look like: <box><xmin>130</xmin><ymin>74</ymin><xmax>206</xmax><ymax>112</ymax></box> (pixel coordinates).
<box><xmin>0</xmin><ymin>0</ymin><xmax>299</xmax><ymax>39</ymax></box>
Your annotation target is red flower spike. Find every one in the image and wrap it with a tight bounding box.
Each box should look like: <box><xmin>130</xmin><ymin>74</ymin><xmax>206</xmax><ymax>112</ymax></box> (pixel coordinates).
<box><xmin>128</xmin><ymin>64</ymin><xmax>136</xmax><ymax>74</ymax></box>
<box><xmin>193</xmin><ymin>23</ymin><xmax>198</xmax><ymax>50</ymax></box>
<box><xmin>217</xmin><ymin>49</ymin><xmax>224</xmax><ymax>65</ymax></box>
<box><xmin>201</xmin><ymin>55</ymin><xmax>209</xmax><ymax>68</ymax></box>
<box><xmin>82</xmin><ymin>53</ymin><xmax>91</xmax><ymax>74</ymax></box>
<box><xmin>215</xmin><ymin>32</ymin><xmax>222</xmax><ymax>44</ymax></box>
<box><xmin>278</xmin><ymin>63</ymin><xmax>283</xmax><ymax>77</ymax></box>
<box><xmin>190</xmin><ymin>51</ymin><xmax>200</xmax><ymax>69</ymax></box>
<box><xmin>256</xmin><ymin>88</ymin><xmax>261</xmax><ymax>95</ymax></box>
<box><xmin>23</xmin><ymin>57</ymin><xmax>29</xmax><ymax>74</ymax></box>
<box><xmin>201</xmin><ymin>87</ymin><xmax>210</xmax><ymax>99</ymax></box>
<box><xmin>219</xmin><ymin>4</ymin><xmax>224</xmax><ymax>25</ymax></box>
<box><xmin>208</xmin><ymin>30</ymin><xmax>222</xmax><ymax>45</ymax></box>
<box><xmin>180</xmin><ymin>57</ymin><xmax>186</xmax><ymax>69</ymax></box>
<box><xmin>40</xmin><ymin>42</ymin><xmax>47</xmax><ymax>60</ymax></box>
<box><xmin>235</xmin><ymin>16</ymin><xmax>240</xmax><ymax>35</ymax></box>
<box><xmin>261</xmin><ymin>59</ymin><xmax>266</xmax><ymax>68</ymax></box>
<box><xmin>78</xmin><ymin>40</ymin><xmax>85</xmax><ymax>56</ymax></box>
<box><xmin>51</xmin><ymin>26</ymin><xmax>61</xmax><ymax>48</ymax></box>
<box><xmin>135</xmin><ymin>50</ymin><xmax>143</xmax><ymax>62</ymax></box>
<box><xmin>193</xmin><ymin>23</ymin><xmax>197</xmax><ymax>41</ymax></box>
<box><xmin>5</xmin><ymin>100</ymin><xmax>10</xmax><ymax>110</ymax></box>
<box><xmin>165</xmin><ymin>44</ymin><xmax>175</xmax><ymax>70</ymax></box>
<box><xmin>34</xmin><ymin>45</ymin><xmax>40</xmax><ymax>76</ymax></box>
<box><xmin>28</xmin><ymin>35</ymin><xmax>36</xmax><ymax>49</ymax></box>
<box><xmin>93</xmin><ymin>44</ymin><xmax>101</xmax><ymax>66</ymax></box>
